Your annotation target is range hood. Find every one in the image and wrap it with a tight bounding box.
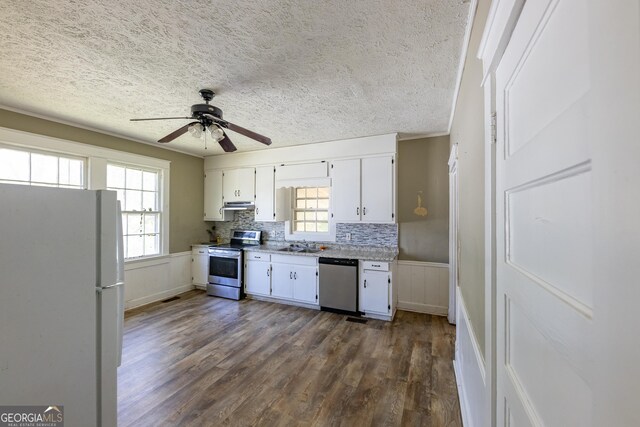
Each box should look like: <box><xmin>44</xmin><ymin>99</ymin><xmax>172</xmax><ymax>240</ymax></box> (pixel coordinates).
<box><xmin>222</xmin><ymin>201</ymin><xmax>255</xmax><ymax>211</ymax></box>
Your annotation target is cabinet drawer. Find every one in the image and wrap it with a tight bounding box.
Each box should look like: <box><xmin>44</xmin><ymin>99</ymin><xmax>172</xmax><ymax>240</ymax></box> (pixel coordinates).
<box><xmin>192</xmin><ymin>246</ymin><xmax>209</xmax><ymax>255</ymax></box>
<box><xmin>271</xmin><ymin>254</ymin><xmax>318</xmax><ymax>266</ymax></box>
<box><xmin>362</xmin><ymin>261</ymin><xmax>389</xmax><ymax>271</ymax></box>
<box><xmin>246</xmin><ymin>252</ymin><xmax>270</xmax><ymax>261</ymax></box>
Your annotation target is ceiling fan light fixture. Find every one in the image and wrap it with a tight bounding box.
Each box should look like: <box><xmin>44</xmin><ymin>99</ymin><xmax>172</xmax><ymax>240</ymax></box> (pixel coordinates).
<box><xmin>188</xmin><ymin>122</ymin><xmax>204</xmax><ymax>138</ymax></box>
<box><xmin>209</xmin><ymin>125</ymin><xmax>225</xmax><ymax>142</ymax></box>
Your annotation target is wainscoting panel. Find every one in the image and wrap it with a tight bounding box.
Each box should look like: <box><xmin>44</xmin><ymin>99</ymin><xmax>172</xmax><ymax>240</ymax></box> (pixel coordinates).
<box><xmin>124</xmin><ymin>251</ymin><xmax>193</xmax><ymax>310</ymax></box>
<box><xmin>454</xmin><ymin>286</ymin><xmax>487</xmax><ymax>427</ymax></box>
<box><xmin>397</xmin><ymin>260</ymin><xmax>449</xmax><ymax>316</ymax></box>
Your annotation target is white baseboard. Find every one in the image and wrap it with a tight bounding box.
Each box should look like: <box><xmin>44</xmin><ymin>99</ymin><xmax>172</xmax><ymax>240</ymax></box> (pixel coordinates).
<box><xmin>398</xmin><ymin>301</ymin><xmax>448</xmax><ymax>316</ymax></box>
<box><xmin>454</xmin><ymin>287</ymin><xmax>486</xmax><ymax>427</ymax></box>
<box><xmin>125</xmin><ymin>284</ymin><xmax>195</xmax><ymax>310</ymax></box>
<box><xmin>397</xmin><ymin>261</ymin><xmax>449</xmax><ymax>315</ymax></box>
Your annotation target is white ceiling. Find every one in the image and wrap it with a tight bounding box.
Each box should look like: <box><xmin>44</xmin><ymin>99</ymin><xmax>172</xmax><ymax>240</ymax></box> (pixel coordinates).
<box><xmin>0</xmin><ymin>0</ymin><xmax>471</xmax><ymax>157</ymax></box>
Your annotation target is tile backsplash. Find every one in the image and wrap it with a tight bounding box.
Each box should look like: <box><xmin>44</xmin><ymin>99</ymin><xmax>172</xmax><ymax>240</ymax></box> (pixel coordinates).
<box><xmin>208</xmin><ymin>210</ymin><xmax>397</xmax><ymax>248</ymax></box>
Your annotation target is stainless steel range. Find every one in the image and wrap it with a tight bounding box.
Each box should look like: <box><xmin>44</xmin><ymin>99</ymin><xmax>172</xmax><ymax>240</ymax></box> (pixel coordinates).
<box><xmin>207</xmin><ymin>230</ymin><xmax>261</xmax><ymax>300</ymax></box>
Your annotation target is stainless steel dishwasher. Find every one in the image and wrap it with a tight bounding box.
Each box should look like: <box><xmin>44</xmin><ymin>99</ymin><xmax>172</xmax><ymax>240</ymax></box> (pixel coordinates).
<box><xmin>318</xmin><ymin>257</ymin><xmax>358</xmax><ymax>314</ymax></box>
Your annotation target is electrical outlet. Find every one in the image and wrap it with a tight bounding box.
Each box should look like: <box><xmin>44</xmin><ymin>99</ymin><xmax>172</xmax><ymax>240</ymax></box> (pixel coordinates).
<box><xmin>345</xmin><ymin>233</ymin><xmax>351</xmax><ymax>241</ymax></box>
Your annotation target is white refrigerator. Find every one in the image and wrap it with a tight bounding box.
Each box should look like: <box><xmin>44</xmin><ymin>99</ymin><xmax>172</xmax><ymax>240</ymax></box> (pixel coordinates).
<box><xmin>0</xmin><ymin>184</ymin><xmax>124</xmax><ymax>427</ymax></box>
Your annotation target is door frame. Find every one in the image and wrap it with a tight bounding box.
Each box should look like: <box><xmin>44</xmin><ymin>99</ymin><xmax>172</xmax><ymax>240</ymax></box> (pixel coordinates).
<box><xmin>448</xmin><ymin>143</ymin><xmax>459</xmax><ymax>324</ymax></box>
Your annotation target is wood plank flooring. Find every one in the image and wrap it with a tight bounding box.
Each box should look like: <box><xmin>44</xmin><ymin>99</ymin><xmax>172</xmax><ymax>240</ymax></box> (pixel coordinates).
<box><xmin>118</xmin><ymin>290</ymin><xmax>461</xmax><ymax>426</ymax></box>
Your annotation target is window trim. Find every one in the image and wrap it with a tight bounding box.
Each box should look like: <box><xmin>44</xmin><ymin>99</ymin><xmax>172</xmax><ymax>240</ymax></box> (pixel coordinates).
<box><xmin>0</xmin><ymin>127</ymin><xmax>171</xmax><ymax>260</ymax></box>
<box><xmin>284</xmin><ymin>186</ymin><xmax>336</xmax><ymax>242</ymax></box>
<box><xmin>0</xmin><ymin>143</ymin><xmax>87</xmax><ymax>188</ymax></box>
<box><xmin>107</xmin><ymin>162</ymin><xmax>164</xmax><ymax>260</ymax></box>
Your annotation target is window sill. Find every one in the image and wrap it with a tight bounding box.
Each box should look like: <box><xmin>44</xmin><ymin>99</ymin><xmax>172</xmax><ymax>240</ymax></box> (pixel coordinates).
<box><xmin>124</xmin><ymin>254</ymin><xmax>171</xmax><ymax>271</ymax></box>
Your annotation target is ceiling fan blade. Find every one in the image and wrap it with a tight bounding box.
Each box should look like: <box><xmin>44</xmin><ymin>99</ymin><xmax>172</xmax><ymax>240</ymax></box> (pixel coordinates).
<box><xmin>217</xmin><ymin>132</ymin><xmax>237</xmax><ymax>152</ymax></box>
<box><xmin>225</xmin><ymin>122</ymin><xmax>272</xmax><ymax>146</ymax></box>
<box><xmin>158</xmin><ymin>121</ymin><xmax>199</xmax><ymax>143</ymax></box>
<box><xmin>130</xmin><ymin>117</ymin><xmax>192</xmax><ymax>121</ymax></box>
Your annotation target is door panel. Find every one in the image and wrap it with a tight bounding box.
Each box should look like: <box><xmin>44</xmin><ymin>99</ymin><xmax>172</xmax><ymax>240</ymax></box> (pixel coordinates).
<box><xmin>270</xmin><ymin>263</ymin><xmax>293</xmax><ymax>299</ymax></box>
<box><xmin>330</xmin><ymin>158</ymin><xmax>360</xmax><ymax>221</ymax></box>
<box><xmin>362</xmin><ymin>271</ymin><xmax>388</xmax><ymax>314</ymax></box>
<box><xmin>361</xmin><ymin>156</ymin><xmax>394</xmax><ymax>222</ymax></box>
<box><xmin>204</xmin><ymin>169</ymin><xmax>223</xmax><ymax>220</ymax></box>
<box><xmin>255</xmin><ymin>166</ymin><xmax>275</xmax><ymax>221</ymax></box>
<box><xmin>494</xmin><ymin>0</ymin><xmax>598</xmax><ymax>425</ymax></box>
<box><xmin>245</xmin><ymin>260</ymin><xmax>271</xmax><ymax>296</ymax></box>
<box><xmin>292</xmin><ymin>265</ymin><xmax>317</xmax><ymax>304</ymax></box>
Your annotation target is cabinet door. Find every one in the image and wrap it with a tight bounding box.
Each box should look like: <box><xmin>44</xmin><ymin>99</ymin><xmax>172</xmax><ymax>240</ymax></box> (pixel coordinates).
<box><xmin>255</xmin><ymin>166</ymin><xmax>275</xmax><ymax>221</ymax></box>
<box><xmin>292</xmin><ymin>265</ymin><xmax>318</xmax><ymax>304</ymax></box>
<box><xmin>361</xmin><ymin>156</ymin><xmax>394</xmax><ymax>223</ymax></box>
<box><xmin>222</xmin><ymin>169</ymin><xmax>238</xmax><ymax>202</ymax></box>
<box><xmin>245</xmin><ymin>260</ymin><xmax>271</xmax><ymax>296</ymax></box>
<box><xmin>362</xmin><ymin>271</ymin><xmax>389</xmax><ymax>314</ymax></box>
<box><xmin>270</xmin><ymin>263</ymin><xmax>293</xmax><ymax>299</ymax></box>
<box><xmin>330</xmin><ymin>158</ymin><xmax>361</xmax><ymax>222</ymax></box>
<box><xmin>192</xmin><ymin>252</ymin><xmax>209</xmax><ymax>286</ymax></box>
<box><xmin>204</xmin><ymin>169</ymin><xmax>224</xmax><ymax>221</ymax></box>
<box><xmin>236</xmin><ymin>168</ymin><xmax>255</xmax><ymax>201</ymax></box>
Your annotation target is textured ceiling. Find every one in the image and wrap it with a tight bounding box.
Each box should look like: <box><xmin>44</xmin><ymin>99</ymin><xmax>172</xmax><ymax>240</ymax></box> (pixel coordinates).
<box><xmin>0</xmin><ymin>0</ymin><xmax>470</xmax><ymax>156</ymax></box>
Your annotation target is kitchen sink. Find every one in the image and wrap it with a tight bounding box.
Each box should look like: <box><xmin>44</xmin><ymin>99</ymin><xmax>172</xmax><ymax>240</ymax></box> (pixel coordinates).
<box><xmin>277</xmin><ymin>247</ymin><xmax>321</xmax><ymax>254</ymax></box>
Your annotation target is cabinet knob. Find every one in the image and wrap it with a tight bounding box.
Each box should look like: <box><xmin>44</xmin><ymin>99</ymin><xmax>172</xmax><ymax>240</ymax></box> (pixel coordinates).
<box><xmin>290</xmin><ymin>272</ymin><xmax>293</xmax><ymax>280</ymax></box>
<box><xmin>356</xmin><ymin>207</ymin><xmax>359</xmax><ymax>216</ymax></box>
<box><xmin>219</xmin><ymin>207</ymin><xmax>222</xmax><ymax>214</ymax></box>
<box><xmin>267</xmin><ymin>269</ymin><xmax>270</xmax><ymax>277</ymax></box>
<box><xmin>256</xmin><ymin>207</ymin><xmax>259</xmax><ymax>214</ymax></box>
<box><xmin>363</xmin><ymin>207</ymin><xmax>367</xmax><ymax>215</ymax></box>
<box><xmin>294</xmin><ymin>272</ymin><xmax>297</xmax><ymax>280</ymax></box>
<box><xmin>364</xmin><ymin>279</ymin><xmax>367</xmax><ymax>288</ymax></box>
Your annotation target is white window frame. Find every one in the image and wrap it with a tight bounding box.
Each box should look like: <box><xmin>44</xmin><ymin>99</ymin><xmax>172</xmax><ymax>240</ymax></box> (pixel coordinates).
<box><xmin>284</xmin><ymin>186</ymin><xmax>336</xmax><ymax>242</ymax></box>
<box><xmin>0</xmin><ymin>143</ymin><xmax>87</xmax><ymax>189</ymax></box>
<box><xmin>107</xmin><ymin>162</ymin><xmax>164</xmax><ymax>260</ymax></box>
<box><xmin>0</xmin><ymin>127</ymin><xmax>171</xmax><ymax>261</ymax></box>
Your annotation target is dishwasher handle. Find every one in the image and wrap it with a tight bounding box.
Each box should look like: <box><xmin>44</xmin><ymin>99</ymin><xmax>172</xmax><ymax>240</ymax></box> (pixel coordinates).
<box><xmin>319</xmin><ymin>257</ymin><xmax>358</xmax><ymax>267</ymax></box>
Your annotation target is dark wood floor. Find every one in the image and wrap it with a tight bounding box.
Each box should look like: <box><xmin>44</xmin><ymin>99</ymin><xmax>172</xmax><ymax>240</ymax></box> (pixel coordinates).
<box><xmin>118</xmin><ymin>290</ymin><xmax>461</xmax><ymax>426</ymax></box>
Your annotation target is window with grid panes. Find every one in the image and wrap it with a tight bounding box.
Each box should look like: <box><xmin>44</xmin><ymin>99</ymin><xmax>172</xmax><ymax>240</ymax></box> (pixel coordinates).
<box><xmin>293</xmin><ymin>187</ymin><xmax>330</xmax><ymax>233</ymax></box>
<box><xmin>107</xmin><ymin>163</ymin><xmax>161</xmax><ymax>259</ymax></box>
<box><xmin>0</xmin><ymin>146</ymin><xmax>85</xmax><ymax>188</ymax></box>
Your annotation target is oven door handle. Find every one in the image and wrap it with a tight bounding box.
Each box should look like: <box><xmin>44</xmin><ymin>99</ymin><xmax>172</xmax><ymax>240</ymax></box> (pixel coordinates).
<box><xmin>208</xmin><ymin>251</ymin><xmax>242</xmax><ymax>259</ymax></box>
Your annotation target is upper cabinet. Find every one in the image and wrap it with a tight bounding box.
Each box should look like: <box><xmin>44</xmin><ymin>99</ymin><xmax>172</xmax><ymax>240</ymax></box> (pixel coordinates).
<box><xmin>255</xmin><ymin>166</ymin><xmax>276</xmax><ymax>221</ymax></box>
<box><xmin>223</xmin><ymin>167</ymin><xmax>255</xmax><ymax>202</ymax></box>
<box><xmin>330</xmin><ymin>155</ymin><xmax>395</xmax><ymax>223</ymax></box>
<box><xmin>361</xmin><ymin>156</ymin><xmax>394</xmax><ymax>223</ymax></box>
<box><xmin>204</xmin><ymin>169</ymin><xmax>224</xmax><ymax>221</ymax></box>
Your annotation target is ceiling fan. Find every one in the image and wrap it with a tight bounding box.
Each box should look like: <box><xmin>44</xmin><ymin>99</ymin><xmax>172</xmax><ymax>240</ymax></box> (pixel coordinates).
<box><xmin>130</xmin><ymin>89</ymin><xmax>272</xmax><ymax>152</ymax></box>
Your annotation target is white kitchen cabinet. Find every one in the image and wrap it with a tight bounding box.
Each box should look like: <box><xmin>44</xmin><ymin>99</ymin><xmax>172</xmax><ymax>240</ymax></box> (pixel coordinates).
<box><xmin>330</xmin><ymin>158</ymin><xmax>361</xmax><ymax>222</ymax></box>
<box><xmin>361</xmin><ymin>156</ymin><xmax>394</xmax><ymax>223</ymax></box>
<box><xmin>204</xmin><ymin>169</ymin><xmax>224</xmax><ymax>221</ymax></box>
<box><xmin>255</xmin><ymin>166</ymin><xmax>276</xmax><ymax>221</ymax></box>
<box><xmin>330</xmin><ymin>156</ymin><xmax>395</xmax><ymax>224</ymax></box>
<box><xmin>223</xmin><ymin>167</ymin><xmax>255</xmax><ymax>202</ymax></box>
<box><xmin>270</xmin><ymin>254</ymin><xmax>318</xmax><ymax>304</ymax></box>
<box><xmin>292</xmin><ymin>265</ymin><xmax>318</xmax><ymax>304</ymax></box>
<box><xmin>244</xmin><ymin>253</ymin><xmax>271</xmax><ymax>296</ymax></box>
<box><xmin>270</xmin><ymin>262</ymin><xmax>294</xmax><ymax>299</ymax></box>
<box><xmin>191</xmin><ymin>246</ymin><xmax>209</xmax><ymax>287</ymax></box>
<box><xmin>359</xmin><ymin>260</ymin><xmax>396</xmax><ymax>320</ymax></box>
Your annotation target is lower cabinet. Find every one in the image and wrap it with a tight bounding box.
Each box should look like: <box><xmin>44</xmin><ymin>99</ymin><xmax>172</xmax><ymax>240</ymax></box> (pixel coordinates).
<box><xmin>245</xmin><ymin>253</ymin><xmax>271</xmax><ymax>296</ymax></box>
<box><xmin>359</xmin><ymin>260</ymin><xmax>397</xmax><ymax>320</ymax></box>
<box><xmin>192</xmin><ymin>246</ymin><xmax>209</xmax><ymax>287</ymax></box>
<box><xmin>245</xmin><ymin>252</ymin><xmax>319</xmax><ymax>306</ymax></box>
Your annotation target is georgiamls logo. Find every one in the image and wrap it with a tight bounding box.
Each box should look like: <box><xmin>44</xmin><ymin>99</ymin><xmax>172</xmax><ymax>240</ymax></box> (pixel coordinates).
<box><xmin>0</xmin><ymin>405</ymin><xmax>64</xmax><ymax>426</ymax></box>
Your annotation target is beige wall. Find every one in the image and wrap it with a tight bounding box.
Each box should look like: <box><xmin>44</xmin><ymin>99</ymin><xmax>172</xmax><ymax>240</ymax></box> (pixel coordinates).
<box><xmin>449</xmin><ymin>0</ymin><xmax>491</xmax><ymax>353</ymax></box>
<box><xmin>0</xmin><ymin>109</ymin><xmax>206</xmax><ymax>253</ymax></box>
<box><xmin>397</xmin><ymin>135</ymin><xmax>450</xmax><ymax>263</ymax></box>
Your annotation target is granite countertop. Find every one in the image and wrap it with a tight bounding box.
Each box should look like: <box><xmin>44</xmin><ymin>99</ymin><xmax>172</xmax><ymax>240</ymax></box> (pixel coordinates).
<box><xmin>244</xmin><ymin>244</ymin><xmax>398</xmax><ymax>262</ymax></box>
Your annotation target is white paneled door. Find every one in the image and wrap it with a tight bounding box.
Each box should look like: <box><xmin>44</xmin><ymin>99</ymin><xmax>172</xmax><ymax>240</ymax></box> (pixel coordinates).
<box><xmin>494</xmin><ymin>0</ymin><xmax>639</xmax><ymax>425</ymax></box>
